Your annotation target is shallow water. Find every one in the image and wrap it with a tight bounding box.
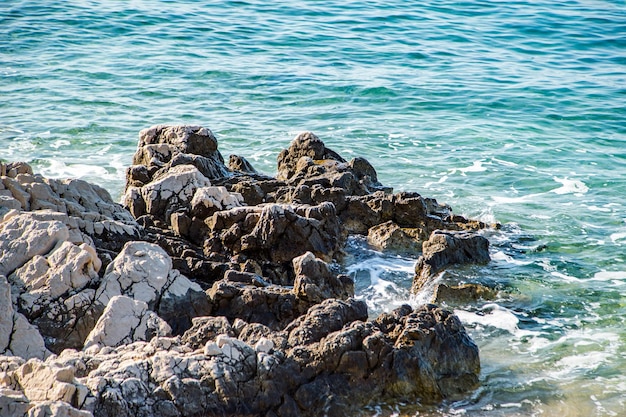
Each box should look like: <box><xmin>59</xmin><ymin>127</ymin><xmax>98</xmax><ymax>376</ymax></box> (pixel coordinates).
<box><xmin>2</xmin><ymin>1</ymin><xmax>625</xmax><ymax>415</ymax></box>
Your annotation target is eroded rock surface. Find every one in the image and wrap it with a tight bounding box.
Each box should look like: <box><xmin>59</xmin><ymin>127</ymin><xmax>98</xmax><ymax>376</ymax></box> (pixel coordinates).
<box><xmin>413</xmin><ymin>230</ymin><xmax>491</xmax><ymax>293</ymax></box>
<box><xmin>0</xmin><ymin>300</ymin><xmax>479</xmax><ymax>417</ymax></box>
<box><xmin>0</xmin><ymin>125</ymin><xmax>493</xmax><ymax>416</ymax></box>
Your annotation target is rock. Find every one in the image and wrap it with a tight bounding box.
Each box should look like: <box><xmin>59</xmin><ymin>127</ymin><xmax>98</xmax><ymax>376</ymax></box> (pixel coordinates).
<box><xmin>14</xmin><ymin>359</ymin><xmax>77</xmax><ymax>403</ymax></box>
<box><xmin>0</xmin><ymin>163</ymin><xmax>141</xmax><ymax>261</ymax></box>
<box><xmin>432</xmin><ymin>283</ymin><xmax>497</xmax><ymax>305</ymax></box>
<box><xmin>292</xmin><ymin>252</ymin><xmax>353</xmax><ymax>304</ymax></box>
<box><xmin>228</xmin><ymin>155</ymin><xmax>257</xmax><ymax>174</ymax></box>
<box><xmin>284</xmin><ymin>298</ymin><xmax>369</xmax><ymax>347</ymax></box>
<box><xmin>207</xmin><ymin>279</ymin><xmax>300</xmax><ymax>330</ymax></box>
<box><xmin>13</xmin><ymin>240</ymin><xmax>101</xmax><ymax>318</ymax></box>
<box><xmin>204</xmin><ymin>202</ymin><xmax>343</xmax><ymax>283</ymax></box>
<box><xmin>367</xmin><ymin>220</ymin><xmax>424</xmax><ymax>254</ymax></box>
<box><xmin>27</xmin><ymin>400</ymin><xmax>94</xmax><ymax>417</ymax></box>
<box><xmin>376</xmin><ymin>304</ymin><xmax>481</xmax><ymax>402</ymax></box>
<box><xmin>277</xmin><ymin>131</ymin><xmax>346</xmax><ymax>182</ymax></box>
<box><xmin>0</xmin><ymin>388</ymin><xmax>31</xmax><ymax>417</ymax></box>
<box><xmin>189</xmin><ymin>186</ymin><xmax>244</xmax><ymax>219</ymax></box>
<box><xmin>84</xmin><ymin>295</ymin><xmax>171</xmax><ymax>349</ymax></box>
<box><xmin>207</xmin><ymin>253</ymin><xmax>353</xmax><ymax>330</ymax></box>
<box><xmin>126</xmin><ymin>125</ymin><xmax>230</xmax><ymax>193</ymax></box>
<box><xmin>95</xmin><ymin>241</ymin><xmax>210</xmax><ymax>335</ymax></box>
<box><xmin>412</xmin><ymin>231</ymin><xmax>491</xmax><ymax>293</ymax></box>
<box><xmin>1</xmin><ymin>212</ymin><xmax>102</xmax><ymax>354</ymax></box>
<box><xmin>124</xmin><ymin>164</ymin><xmax>212</xmax><ymax>220</ymax></box>
<box><xmin>0</xmin><ymin>275</ymin><xmax>50</xmax><ymax>360</ymax></box>
<box><xmin>0</xmin><ymin>125</ymin><xmax>490</xmax><ymax>416</ymax></box>
<box><xmin>182</xmin><ymin>316</ymin><xmax>234</xmax><ymax>350</ymax></box>
<box><xmin>0</xmin><ymin>212</ymin><xmax>70</xmax><ymax>277</ymax></box>
<box><xmin>240</xmin><ymin>202</ymin><xmax>342</xmax><ymax>264</ymax></box>
<box><xmin>276</xmin><ymin>131</ymin><xmax>387</xmax><ymax>196</ymax></box>
<box><xmin>0</xmin><ymin>302</ymin><xmax>479</xmax><ymax>417</ymax></box>
<box><xmin>254</xmin><ymin>337</ymin><xmax>274</xmax><ymax>353</ymax></box>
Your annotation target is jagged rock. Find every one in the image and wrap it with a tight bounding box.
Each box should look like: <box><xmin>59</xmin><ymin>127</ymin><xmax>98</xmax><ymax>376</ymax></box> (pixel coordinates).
<box><xmin>207</xmin><ymin>253</ymin><xmax>354</xmax><ymax>330</ymax></box>
<box><xmin>0</xmin><ymin>211</ymin><xmax>70</xmax><ymax>277</ymax></box>
<box><xmin>284</xmin><ymin>298</ymin><xmax>369</xmax><ymax>346</ymax></box>
<box><xmin>1</xmin><ymin>212</ymin><xmax>103</xmax><ymax>354</ymax></box>
<box><xmin>13</xmin><ymin>240</ymin><xmax>101</xmax><ymax>318</ymax></box>
<box><xmin>127</xmin><ymin>125</ymin><xmax>229</xmax><ymax>188</ymax></box>
<box><xmin>14</xmin><ymin>359</ymin><xmax>79</xmax><ymax>403</ymax></box>
<box><xmin>432</xmin><ymin>283</ymin><xmax>497</xmax><ymax>305</ymax></box>
<box><xmin>181</xmin><ymin>316</ymin><xmax>234</xmax><ymax>350</ymax></box>
<box><xmin>27</xmin><ymin>400</ymin><xmax>94</xmax><ymax>417</ymax></box>
<box><xmin>0</xmin><ymin>299</ymin><xmax>479</xmax><ymax>417</ymax></box>
<box><xmin>204</xmin><ymin>202</ymin><xmax>343</xmax><ymax>284</ymax></box>
<box><xmin>276</xmin><ymin>131</ymin><xmax>387</xmax><ymax>196</ymax></box>
<box><xmin>84</xmin><ymin>295</ymin><xmax>171</xmax><ymax>350</ymax></box>
<box><xmin>367</xmin><ymin>220</ymin><xmax>424</xmax><ymax>253</ymax></box>
<box><xmin>228</xmin><ymin>155</ymin><xmax>257</xmax><ymax>174</ymax></box>
<box><xmin>0</xmin><ymin>388</ymin><xmax>31</xmax><ymax>417</ymax></box>
<box><xmin>123</xmin><ymin>164</ymin><xmax>212</xmax><ymax>221</ymax></box>
<box><xmin>96</xmin><ymin>241</ymin><xmax>211</xmax><ymax>335</ymax></box>
<box><xmin>0</xmin><ymin>163</ymin><xmax>140</xmax><ymax>261</ymax></box>
<box><xmin>292</xmin><ymin>252</ymin><xmax>353</xmax><ymax>304</ymax></box>
<box><xmin>412</xmin><ymin>230</ymin><xmax>491</xmax><ymax>293</ymax></box>
<box><xmin>207</xmin><ymin>278</ymin><xmax>300</xmax><ymax>330</ymax></box>
<box><xmin>189</xmin><ymin>186</ymin><xmax>243</xmax><ymax>219</ymax></box>
<box><xmin>0</xmin><ymin>126</ymin><xmax>490</xmax><ymax>416</ymax></box>
<box><xmin>0</xmin><ymin>275</ymin><xmax>50</xmax><ymax>360</ymax></box>
<box><xmin>277</xmin><ymin>131</ymin><xmax>346</xmax><ymax>182</ymax></box>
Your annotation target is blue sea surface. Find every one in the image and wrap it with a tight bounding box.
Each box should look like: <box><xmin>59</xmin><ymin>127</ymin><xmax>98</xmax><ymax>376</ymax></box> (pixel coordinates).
<box><xmin>2</xmin><ymin>1</ymin><xmax>625</xmax><ymax>415</ymax></box>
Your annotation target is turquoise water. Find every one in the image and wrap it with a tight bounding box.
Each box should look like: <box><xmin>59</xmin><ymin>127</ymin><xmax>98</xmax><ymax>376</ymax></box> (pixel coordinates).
<box><xmin>2</xmin><ymin>1</ymin><xmax>625</xmax><ymax>415</ymax></box>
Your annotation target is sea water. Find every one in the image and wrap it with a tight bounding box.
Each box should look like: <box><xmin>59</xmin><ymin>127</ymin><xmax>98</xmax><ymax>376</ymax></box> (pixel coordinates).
<box><xmin>2</xmin><ymin>1</ymin><xmax>625</xmax><ymax>415</ymax></box>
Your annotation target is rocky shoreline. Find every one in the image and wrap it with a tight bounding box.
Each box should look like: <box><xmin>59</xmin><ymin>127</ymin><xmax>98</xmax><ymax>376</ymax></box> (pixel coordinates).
<box><xmin>0</xmin><ymin>125</ymin><xmax>494</xmax><ymax>417</ymax></box>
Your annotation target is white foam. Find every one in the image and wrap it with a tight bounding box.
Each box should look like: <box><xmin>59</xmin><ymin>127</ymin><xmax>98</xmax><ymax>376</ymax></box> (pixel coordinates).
<box><xmin>345</xmin><ymin>250</ymin><xmax>416</xmax><ymax>315</ymax></box>
<box><xmin>50</xmin><ymin>139</ymin><xmax>70</xmax><ymax>149</ymax></box>
<box><xmin>452</xmin><ymin>160</ymin><xmax>488</xmax><ymax>176</ymax></box>
<box><xmin>491</xmin><ymin>250</ymin><xmax>534</xmax><ymax>266</ymax></box>
<box><xmin>454</xmin><ymin>304</ymin><xmax>523</xmax><ymax>335</ymax></box>
<box><xmin>555</xmin><ymin>351</ymin><xmax>611</xmax><ymax>373</ymax></box>
<box><xmin>492</xmin><ymin>157</ymin><xmax>518</xmax><ymax>167</ymax></box>
<box><xmin>592</xmin><ymin>270</ymin><xmax>626</xmax><ymax>281</ymax></box>
<box><xmin>610</xmin><ymin>231</ymin><xmax>626</xmax><ymax>244</ymax></box>
<box><xmin>550</xmin><ymin>177</ymin><xmax>589</xmax><ymax>196</ymax></box>
<box><xmin>490</xmin><ymin>192</ymin><xmax>545</xmax><ymax>204</ymax></box>
<box><xmin>551</xmin><ymin>270</ymin><xmax>579</xmax><ymax>282</ymax></box>
<box><xmin>584</xmin><ymin>205</ymin><xmax>612</xmax><ymax>213</ymax></box>
<box><xmin>40</xmin><ymin>160</ymin><xmax>109</xmax><ymax>179</ymax></box>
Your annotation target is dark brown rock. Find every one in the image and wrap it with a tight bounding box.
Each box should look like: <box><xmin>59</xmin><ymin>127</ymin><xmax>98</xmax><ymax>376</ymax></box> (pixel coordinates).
<box><xmin>413</xmin><ymin>230</ymin><xmax>491</xmax><ymax>293</ymax></box>
<box><xmin>432</xmin><ymin>283</ymin><xmax>497</xmax><ymax>304</ymax></box>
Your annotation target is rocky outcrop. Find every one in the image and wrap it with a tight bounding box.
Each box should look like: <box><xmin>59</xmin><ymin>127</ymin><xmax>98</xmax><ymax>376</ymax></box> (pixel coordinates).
<box><xmin>0</xmin><ymin>275</ymin><xmax>50</xmax><ymax>360</ymax></box>
<box><xmin>2</xmin><ymin>211</ymin><xmax>104</xmax><ymax>353</ymax></box>
<box><xmin>0</xmin><ymin>300</ymin><xmax>479</xmax><ymax>417</ymax></box>
<box><xmin>204</xmin><ymin>202</ymin><xmax>343</xmax><ymax>282</ymax></box>
<box><xmin>367</xmin><ymin>220</ymin><xmax>423</xmax><ymax>254</ymax></box>
<box><xmin>208</xmin><ymin>251</ymin><xmax>354</xmax><ymax>330</ymax></box>
<box><xmin>95</xmin><ymin>241</ymin><xmax>211</xmax><ymax>336</ymax></box>
<box><xmin>432</xmin><ymin>283</ymin><xmax>497</xmax><ymax>305</ymax></box>
<box><xmin>83</xmin><ymin>295</ymin><xmax>171</xmax><ymax>350</ymax></box>
<box><xmin>128</xmin><ymin>124</ymin><xmax>230</xmax><ymax>184</ymax></box>
<box><xmin>413</xmin><ymin>230</ymin><xmax>491</xmax><ymax>293</ymax></box>
<box><xmin>0</xmin><ymin>125</ymin><xmax>493</xmax><ymax>416</ymax></box>
<box><xmin>0</xmin><ymin>162</ymin><xmax>139</xmax><ymax>259</ymax></box>
<box><xmin>0</xmin><ymin>212</ymin><xmax>208</xmax><ymax>353</ymax></box>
